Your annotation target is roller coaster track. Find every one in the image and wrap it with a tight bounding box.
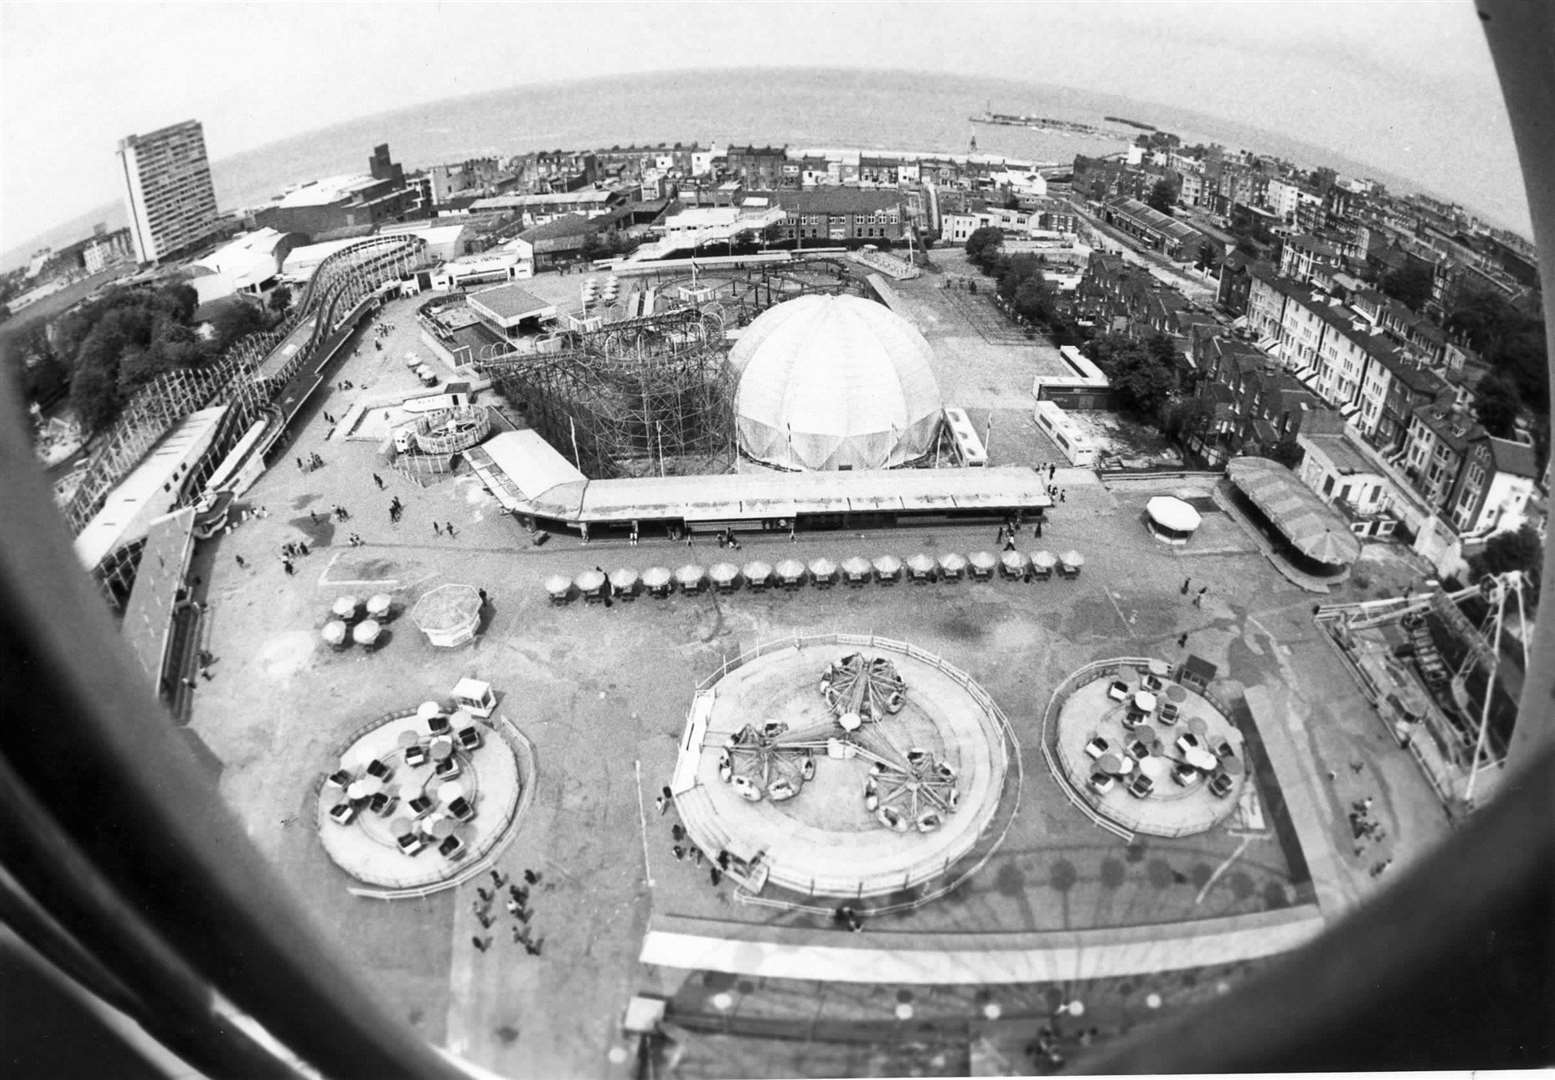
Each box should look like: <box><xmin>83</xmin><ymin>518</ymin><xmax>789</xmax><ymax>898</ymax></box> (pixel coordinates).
<box><xmin>63</xmin><ymin>235</ymin><xmax>428</xmax><ymax>536</ymax></box>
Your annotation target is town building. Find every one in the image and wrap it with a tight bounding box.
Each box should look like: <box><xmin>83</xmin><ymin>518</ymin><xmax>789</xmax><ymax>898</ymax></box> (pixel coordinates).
<box><xmin>1099</xmin><ymin>197</ymin><xmax>1212</xmax><ymax>261</ymax></box>
<box><xmin>257</xmin><ymin>145</ymin><xmax>416</xmax><ymax>240</ymax></box>
<box><xmin>1400</xmin><ymin>403</ymin><xmax>1539</xmax><ymax>537</ymax></box>
<box><xmin>82</xmin><ymin>228</ymin><xmax>135</xmax><ymax>273</ymax></box>
<box><xmin>117</xmin><ymin>119</ymin><xmax>221</xmax><ymax>264</ymax></box>
<box><xmin>466</xmin><ymin>282</ymin><xmax>558</xmax><ymax>341</ymax></box>
<box><xmin>760</xmin><ymin>189</ymin><xmax>905</xmax><ymax>245</ymax></box>
<box><xmin>1297</xmin><ymin>429</ymin><xmax>1399</xmax><ymax>538</ymax></box>
<box><xmin>185</xmin><ymin>227</ymin><xmax>299</xmax><ymax>304</ymax></box>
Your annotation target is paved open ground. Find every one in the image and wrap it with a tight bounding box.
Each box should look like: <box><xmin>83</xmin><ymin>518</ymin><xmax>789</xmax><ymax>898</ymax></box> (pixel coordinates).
<box><xmin>173</xmin><ymin>286</ymin><xmax>1453</xmax><ymax>1078</ymax></box>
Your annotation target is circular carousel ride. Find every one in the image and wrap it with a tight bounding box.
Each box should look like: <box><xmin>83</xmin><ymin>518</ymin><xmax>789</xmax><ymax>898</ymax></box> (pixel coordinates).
<box><xmin>713</xmin><ymin>652</ymin><xmax>961</xmax><ymax>835</ymax></box>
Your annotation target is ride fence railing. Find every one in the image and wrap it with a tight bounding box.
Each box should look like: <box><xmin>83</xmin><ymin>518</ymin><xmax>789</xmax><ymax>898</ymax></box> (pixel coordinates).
<box><xmin>696</xmin><ymin>632</ymin><xmax>1026</xmax><ymax>914</ymax></box>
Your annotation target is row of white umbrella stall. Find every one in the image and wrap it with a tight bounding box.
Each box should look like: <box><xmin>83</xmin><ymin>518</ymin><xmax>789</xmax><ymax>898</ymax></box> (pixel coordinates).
<box><xmin>321</xmin><ymin>593</ymin><xmax>396</xmax><ymax>651</ymax></box>
<box><xmin>544</xmin><ymin>550</ymin><xmax>1084</xmax><ymax>603</ymax></box>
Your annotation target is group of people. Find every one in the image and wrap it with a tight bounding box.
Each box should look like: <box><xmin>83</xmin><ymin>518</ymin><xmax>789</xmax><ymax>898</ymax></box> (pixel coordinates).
<box><xmin>295</xmin><ymin>453</ymin><xmax>325</xmax><ymax>473</ymax></box>
<box><xmin>658</xmin><ymin>786</ymin><xmax>727</xmax><ymax>887</ymax></box>
<box><xmin>995</xmin><ymin>511</ymin><xmax>1040</xmax><ymax>550</ymax></box>
<box><xmin>1180</xmin><ymin>577</ymin><xmax>1211</xmax><ymax>608</ymax></box>
<box><xmin>470</xmin><ymin>867</ymin><xmax>544</xmax><ymax>954</ymax></box>
<box><xmin>832</xmin><ymin>904</ymin><xmax>865</xmax><ymax>933</ymax></box>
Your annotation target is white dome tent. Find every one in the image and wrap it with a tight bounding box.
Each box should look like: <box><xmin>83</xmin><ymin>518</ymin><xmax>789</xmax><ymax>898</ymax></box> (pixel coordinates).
<box><xmin>729</xmin><ymin>294</ymin><xmax>943</xmax><ymax>471</ymax></box>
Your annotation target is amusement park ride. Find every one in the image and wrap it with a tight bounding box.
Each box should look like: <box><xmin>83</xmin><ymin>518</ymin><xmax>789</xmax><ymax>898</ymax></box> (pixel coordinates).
<box><xmin>1320</xmin><ymin>571</ymin><xmax>1531</xmax><ymax>806</ymax></box>
<box><xmin>715</xmin><ymin>653</ymin><xmax>961</xmax><ymax>834</ymax></box>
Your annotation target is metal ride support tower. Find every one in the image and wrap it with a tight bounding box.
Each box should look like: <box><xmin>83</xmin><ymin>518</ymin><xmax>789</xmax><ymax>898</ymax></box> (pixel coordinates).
<box><xmin>1453</xmin><ymin>571</ymin><xmax>1531</xmax><ymax>803</ymax></box>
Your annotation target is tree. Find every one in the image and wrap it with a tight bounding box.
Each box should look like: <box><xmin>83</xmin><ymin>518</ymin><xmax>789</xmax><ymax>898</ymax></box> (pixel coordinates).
<box><xmin>1474</xmin><ymin>523</ymin><xmax>1543</xmax><ymax>587</ymax></box>
<box><xmin>206</xmin><ymin>298</ymin><xmax>269</xmax><ymax>351</ymax></box>
<box><xmin>268</xmin><ymin>284</ymin><xmax>293</xmax><ymax>314</ymax></box>
<box><xmin>964</xmin><ymin>226</ymin><xmax>1003</xmax><ymax>271</ymax></box>
<box><xmin>1474</xmin><ymin>373</ymin><xmax>1521</xmax><ymax>438</ymax></box>
<box><xmin>1194</xmin><ymin>239</ymin><xmax>1221</xmax><ymax>274</ymax></box>
<box><xmin>1378</xmin><ymin>261</ymin><xmax>1435</xmax><ymax>312</ymax></box>
<box><xmin>1146</xmin><ymin>177</ymin><xmax>1179</xmax><ymax>215</ymax></box>
<box><xmin>1088</xmin><ymin>334</ymin><xmax>1180</xmax><ymax>417</ymax></box>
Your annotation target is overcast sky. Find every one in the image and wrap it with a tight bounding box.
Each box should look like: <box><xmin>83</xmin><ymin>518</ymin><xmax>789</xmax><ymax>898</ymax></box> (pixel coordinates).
<box><xmin>0</xmin><ymin>1</ymin><xmax>1526</xmax><ymax>252</ymax></box>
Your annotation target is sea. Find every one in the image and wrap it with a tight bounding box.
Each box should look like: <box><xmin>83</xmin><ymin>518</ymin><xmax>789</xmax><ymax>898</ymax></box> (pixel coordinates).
<box><xmin>5</xmin><ymin>68</ymin><xmax>1531</xmax><ymax>268</ymax></box>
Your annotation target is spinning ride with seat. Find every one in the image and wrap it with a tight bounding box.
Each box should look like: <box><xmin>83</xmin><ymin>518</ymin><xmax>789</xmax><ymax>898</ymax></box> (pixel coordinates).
<box><xmin>710</xmin><ymin>652</ymin><xmax>963</xmax><ymax>834</ymax></box>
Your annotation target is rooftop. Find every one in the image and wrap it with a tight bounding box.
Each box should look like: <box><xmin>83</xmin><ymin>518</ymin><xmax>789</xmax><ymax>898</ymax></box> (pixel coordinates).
<box><xmin>467</xmin><ymin>283</ymin><xmax>557</xmax><ymax>324</ymax></box>
<box><xmin>1489</xmin><ymin>436</ymin><xmax>1539</xmax><ymax>478</ymax></box>
<box><xmin>759</xmin><ymin>189</ymin><xmax>904</xmax><ymax>215</ymax></box>
<box><xmin>1303</xmin><ymin>432</ymin><xmax>1387</xmax><ymax>476</ymax></box>
<box><xmin>518</xmin><ymin>214</ymin><xmax>600</xmax><ymax>243</ymax></box>
<box><xmin>273</xmin><ymin>174</ymin><xmax>381</xmax><ymax>209</ymax></box>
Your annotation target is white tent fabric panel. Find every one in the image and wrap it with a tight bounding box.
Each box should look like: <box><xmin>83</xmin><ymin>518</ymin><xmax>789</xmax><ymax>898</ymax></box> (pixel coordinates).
<box><xmin>731</xmin><ymin>294</ymin><xmax>942</xmax><ymax>471</ymax></box>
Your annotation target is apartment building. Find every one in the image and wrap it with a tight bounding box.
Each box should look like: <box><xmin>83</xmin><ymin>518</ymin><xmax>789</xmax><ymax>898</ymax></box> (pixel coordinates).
<box><xmin>117</xmin><ymin>119</ymin><xmax>221</xmax><ymax>264</ymax></box>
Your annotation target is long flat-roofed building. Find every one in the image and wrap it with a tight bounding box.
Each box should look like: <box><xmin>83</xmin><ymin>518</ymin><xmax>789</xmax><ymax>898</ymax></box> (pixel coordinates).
<box><xmin>117</xmin><ymin>120</ymin><xmax>220</xmax><ymax>264</ymax></box>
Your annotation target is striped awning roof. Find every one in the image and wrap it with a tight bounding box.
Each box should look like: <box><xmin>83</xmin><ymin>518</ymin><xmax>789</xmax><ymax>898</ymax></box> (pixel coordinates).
<box><xmin>1226</xmin><ymin>456</ymin><xmax>1362</xmax><ymax>567</ymax></box>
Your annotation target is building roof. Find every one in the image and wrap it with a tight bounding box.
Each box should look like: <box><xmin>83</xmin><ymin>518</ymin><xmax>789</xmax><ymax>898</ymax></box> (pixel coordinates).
<box><xmin>1286</xmin><ymin>233</ymin><xmax>1339</xmax><ymax>258</ymax></box>
<box><xmin>1376</xmin><ymin>351</ymin><xmax>1447</xmax><ymax>396</ymax></box>
<box><xmin>273</xmin><ymin>174</ymin><xmax>380</xmax><ymax>209</ymax></box>
<box><xmin>74</xmin><ymin>406</ymin><xmax>228</xmax><ymax>569</ymax></box>
<box><xmin>119</xmin><ymin>506</ymin><xmax>197</xmax><ymax>692</ymax></box>
<box><xmin>1107</xmin><ymin>197</ymin><xmax>1203</xmax><ymax>243</ymax></box>
<box><xmin>1227</xmin><ymin>456</ymin><xmax>1363</xmax><ymax>566</ymax></box>
<box><xmin>1489</xmin><ymin>436</ymin><xmax>1539</xmax><ymax>478</ymax></box>
<box><xmin>467</xmin><ymin>283</ymin><xmax>556</xmax><ymax>324</ymax></box>
<box><xmin>518</xmin><ymin>214</ymin><xmax>600</xmax><ymax>243</ymax></box>
<box><xmin>1303</xmin><ymin>432</ymin><xmax>1385</xmax><ymax>476</ymax></box>
<box><xmin>468</xmin><ymin>190</ymin><xmax>616</xmax><ymax>212</ymax></box>
<box><xmin>758</xmin><ymin>189</ymin><xmax>903</xmax><ymax>215</ymax></box>
<box><xmin>729</xmin><ymin>294</ymin><xmax>942</xmax><ymax>471</ymax></box>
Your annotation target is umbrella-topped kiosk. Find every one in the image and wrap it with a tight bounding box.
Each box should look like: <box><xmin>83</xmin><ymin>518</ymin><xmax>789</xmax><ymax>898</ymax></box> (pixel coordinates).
<box><xmin>1145</xmin><ymin>496</ymin><xmax>1203</xmax><ymax>546</ymax></box>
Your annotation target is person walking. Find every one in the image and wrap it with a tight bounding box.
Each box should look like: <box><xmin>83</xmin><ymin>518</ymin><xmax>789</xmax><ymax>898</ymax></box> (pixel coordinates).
<box><xmin>1178</xmin><ymin>632</ymin><xmax>1189</xmax><ymax>648</ymax></box>
<box><xmin>445</xmin><ymin>522</ymin><xmax>456</xmax><ymax>538</ymax></box>
<box><xmin>1182</xmin><ymin>577</ymin><xmax>1191</xmax><ymax>595</ymax></box>
<box><xmin>1034</xmin><ymin>518</ymin><xmax>1042</xmax><ymax>538</ymax></box>
<box><xmin>1060</xmin><ymin>489</ymin><xmax>1067</xmax><ymax>503</ymax></box>
<box><xmin>472</xmin><ymin>935</ymin><xmax>489</xmax><ymax>953</ymax></box>
<box><xmin>235</xmin><ymin>554</ymin><xmax>246</xmax><ymax>568</ymax></box>
<box><xmin>372</xmin><ymin>473</ymin><xmax>384</xmax><ymax>489</ymax></box>
<box><xmin>282</xmin><ymin>559</ymin><xmax>295</xmax><ymax>576</ymax></box>
<box><xmin>434</xmin><ymin>521</ymin><xmax>442</xmax><ymax>536</ymax></box>
<box><xmin>523</xmin><ymin>868</ymin><xmax>541</xmax><ymax>886</ymax></box>
<box><xmin>1194</xmin><ymin>585</ymin><xmax>1208</xmax><ymax>608</ymax></box>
